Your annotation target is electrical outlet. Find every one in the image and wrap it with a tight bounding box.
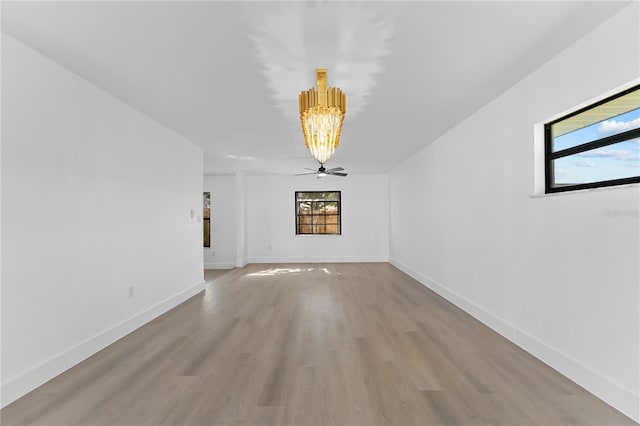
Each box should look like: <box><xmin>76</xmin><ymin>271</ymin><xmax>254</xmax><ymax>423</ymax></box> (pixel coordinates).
<box><xmin>129</xmin><ymin>286</ymin><xmax>135</xmax><ymax>299</ymax></box>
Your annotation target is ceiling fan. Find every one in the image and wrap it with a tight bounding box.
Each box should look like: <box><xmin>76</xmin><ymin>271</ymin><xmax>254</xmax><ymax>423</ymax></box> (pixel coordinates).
<box><xmin>295</xmin><ymin>163</ymin><xmax>348</xmax><ymax>178</ymax></box>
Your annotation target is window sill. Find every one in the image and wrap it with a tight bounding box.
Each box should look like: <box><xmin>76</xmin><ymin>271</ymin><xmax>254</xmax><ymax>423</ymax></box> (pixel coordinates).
<box><xmin>530</xmin><ymin>182</ymin><xmax>639</xmax><ymax>198</ymax></box>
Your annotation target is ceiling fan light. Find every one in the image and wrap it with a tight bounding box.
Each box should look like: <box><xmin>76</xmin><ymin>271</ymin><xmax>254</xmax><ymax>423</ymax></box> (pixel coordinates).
<box><xmin>299</xmin><ymin>68</ymin><xmax>346</xmax><ymax>164</ymax></box>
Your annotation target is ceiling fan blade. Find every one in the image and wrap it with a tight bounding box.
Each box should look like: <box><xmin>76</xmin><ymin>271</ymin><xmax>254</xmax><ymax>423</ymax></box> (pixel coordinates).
<box><xmin>329</xmin><ymin>172</ymin><xmax>348</xmax><ymax>177</ymax></box>
<box><xmin>304</xmin><ymin>168</ymin><xmax>317</xmax><ymax>172</ymax></box>
<box><xmin>295</xmin><ymin>172</ymin><xmax>317</xmax><ymax>176</ymax></box>
<box><xmin>326</xmin><ymin>167</ymin><xmax>344</xmax><ymax>172</ymax></box>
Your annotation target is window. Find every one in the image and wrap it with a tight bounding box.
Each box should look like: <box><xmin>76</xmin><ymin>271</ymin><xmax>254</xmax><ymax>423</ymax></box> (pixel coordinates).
<box><xmin>295</xmin><ymin>191</ymin><xmax>341</xmax><ymax>235</ymax></box>
<box><xmin>544</xmin><ymin>84</ymin><xmax>640</xmax><ymax>193</ymax></box>
<box><xmin>203</xmin><ymin>192</ymin><xmax>211</xmax><ymax>247</ymax></box>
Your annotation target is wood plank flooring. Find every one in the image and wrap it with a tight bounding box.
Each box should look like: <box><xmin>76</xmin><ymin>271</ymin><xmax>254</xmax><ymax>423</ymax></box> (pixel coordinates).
<box><xmin>204</xmin><ymin>269</ymin><xmax>233</xmax><ymax>284</ymax></box>
<box><xmin>1</xmin><ymin>263</ymin><xmax>636</xmax><ymax>426</ymax></box>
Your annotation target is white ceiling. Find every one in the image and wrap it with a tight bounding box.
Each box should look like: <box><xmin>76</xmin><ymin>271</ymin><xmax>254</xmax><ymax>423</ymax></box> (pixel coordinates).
<box><xmin>1</xmin><ymin>1</ymin><xmax>632</xmax><ymax>175</ymax></box>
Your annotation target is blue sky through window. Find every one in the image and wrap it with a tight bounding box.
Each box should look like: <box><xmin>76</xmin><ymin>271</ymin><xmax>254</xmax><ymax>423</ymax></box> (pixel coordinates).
<box><xmin>553</xmin><ymin>108</ymin><xmax>640</xmax><ymax>185</ymax></box>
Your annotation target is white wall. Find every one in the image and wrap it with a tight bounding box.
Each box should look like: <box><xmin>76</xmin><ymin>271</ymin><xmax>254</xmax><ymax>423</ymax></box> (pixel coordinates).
<box><xmin>1</xmin><ymin>34</ymin><xmax>204</xmax><ymax>407</ymax></box>
<box><xmin>248</xmin><ymin>174</ymin><xmax>389</xmax><ymax>263</ymax></box>
<box><xmin>390</xmin><ymin>4</ymin><xmax>639</xmax><ymax>421</ymax></box>
<box><xmin>203</xmin><ymin>174</ymin><xmax>237</xmax><ymax>269</ymax></box>
<box><xmin>236</xmin><ymin>172</ymin><xmax>249</xmax><ymax>267</ymax></box>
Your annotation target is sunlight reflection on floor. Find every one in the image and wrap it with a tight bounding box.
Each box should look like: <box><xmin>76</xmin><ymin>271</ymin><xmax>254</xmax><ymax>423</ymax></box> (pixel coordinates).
<box><xmin>248</xmin><ymin>267</ymin><xmax>331</xmax><ymax>277</ymax></box>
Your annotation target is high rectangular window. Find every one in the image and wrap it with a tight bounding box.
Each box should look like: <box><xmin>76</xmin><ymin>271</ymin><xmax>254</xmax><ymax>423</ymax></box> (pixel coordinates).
<box><xmin>544</xmin><ymin>85</ymin><xmax>640</xmax><ymax>193</ymax></box>
<box><xmin>295</xmin><ymin>191</ymin><xmax>341</xmax><ymax>235</ymax></box>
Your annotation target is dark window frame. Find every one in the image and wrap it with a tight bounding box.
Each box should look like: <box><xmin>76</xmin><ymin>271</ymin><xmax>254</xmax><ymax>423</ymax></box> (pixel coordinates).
<box><xmin>295</xmin><ymin>191</ymin><xmax>342</xmax><ymax>235</ymax></box>
<box><xmin>544</xmin><ymin>84</ymin><xmax>640</xmax><ymax>194</ymax></box>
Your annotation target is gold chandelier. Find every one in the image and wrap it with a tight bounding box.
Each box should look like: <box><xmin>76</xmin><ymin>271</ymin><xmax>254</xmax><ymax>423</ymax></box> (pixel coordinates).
<box><xmin>299</xmin><ymin>68</ymin><xmax>346</xmax><ymax>164</ymax></box>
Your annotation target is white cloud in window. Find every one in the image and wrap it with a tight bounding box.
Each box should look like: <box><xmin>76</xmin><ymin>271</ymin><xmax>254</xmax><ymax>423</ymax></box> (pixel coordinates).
<box><xmin>578</xmin><ymin>148</ymin><xmax>638</xmax><ymax>161</ymax></box>
<box><xmin>598</xmin><ymin>117</ymin><xmax>640</xmax><ymax>135</ymax></box>
<box><xmin>556</xmin><ymin>168</ymin><xmax>570</xmax><ymax>176</ymax></box>
<box><xmin>574</xmin><ymin>159</ymin><xmax>595</xmax><ymax>167</ymax></box>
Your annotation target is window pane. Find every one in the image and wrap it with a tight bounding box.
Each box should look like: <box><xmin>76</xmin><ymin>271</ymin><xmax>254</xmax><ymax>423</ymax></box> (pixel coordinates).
<box><xmin>325</xmin><ymin>218</ymin><xmax>339</xmax><ymax>225</ymax></box>
<box><xmin>552</xmin><ymin>107</ymin><xmax>640</xmax><ymax>152</ymax></box>
<box><xmin>325</xmin><ymin>192</ymin><xmax>339</xmax><ymax>201</ymax></box>
<box><xmin>551</xmin><ymin>88</ymin><xmax>639</xmax><ymax>148</ymax></box>
<box><xmin>296</xmin><ymin>192</ymin><xmax>315</xmax><ymax>201</ymax></box>
<box><xmin>552</xmin><ymin>139</ymin><xmax>640</xmax><ymax>187</ymax></box>
<box><xmin>295</xmin><ymin>191</ymin><xmax>341</xmax><ymax>235</ymax></box>
<box><xmin>297</xmin><ymin>202</ymin><xmax>311</xmax><ymax>214</ymax></box>
<box><xmin>298</xmin><ymin>214</ymin><xmax>311</xmax><ymax>233</ymax></box>
<box><xmin>298</xmin><ymin>223</ymin><xmax>312</xmax><ymax>234</ymax></box>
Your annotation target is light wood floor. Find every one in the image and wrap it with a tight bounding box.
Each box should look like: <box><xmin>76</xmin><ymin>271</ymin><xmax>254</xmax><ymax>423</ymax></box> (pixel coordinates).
<box><xmin>1</xmin><ymin>263</ymin><xmax>636</xmax><ymax>426</ymax></box>
<box><xmin>204</xmin><ymin>269</ymin><xmax>233</xmax><ymax>284</ymax></box>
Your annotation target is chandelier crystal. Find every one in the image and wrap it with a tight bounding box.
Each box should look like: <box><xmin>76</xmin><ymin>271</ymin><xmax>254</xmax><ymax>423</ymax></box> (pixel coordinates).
<box><xmin>299</xmin><ymin>68</ymin><xmax>346</xmax><ymax>164</ymax></box>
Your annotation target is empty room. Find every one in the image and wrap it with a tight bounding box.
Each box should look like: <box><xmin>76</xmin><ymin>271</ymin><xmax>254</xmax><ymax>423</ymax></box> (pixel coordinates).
<box><xmin>1</xmin><ymin>1</ymin><xmax>639</xmax><ymax>425</ymax></box>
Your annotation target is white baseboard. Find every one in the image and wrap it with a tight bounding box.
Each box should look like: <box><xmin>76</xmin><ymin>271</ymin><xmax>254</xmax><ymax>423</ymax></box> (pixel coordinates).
<box><xmin>248</xmin><ymin>256</ymin><xmax>389</xmax><ymax>263</ymax></box>
<box><xmin>1</xmin><ymin>280</ymin><xmax>205</xmax><ymax>409</ymax></box>
<box><xmin>204</xmin><ymin>262</ymin><xmax>235</xmax><ymax>270</ymax></box>
<box><xmin>389</xmin><ymin>258</ymin><xmax>639</xmax><ymax>423</ymax></box>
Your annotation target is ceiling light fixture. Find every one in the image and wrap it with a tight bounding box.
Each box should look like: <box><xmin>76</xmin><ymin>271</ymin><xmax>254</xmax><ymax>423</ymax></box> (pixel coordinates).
<box><xmin>299</xmin><ymin>68</ymin><xmax>346</xmax><ymax>165</ymax></box>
